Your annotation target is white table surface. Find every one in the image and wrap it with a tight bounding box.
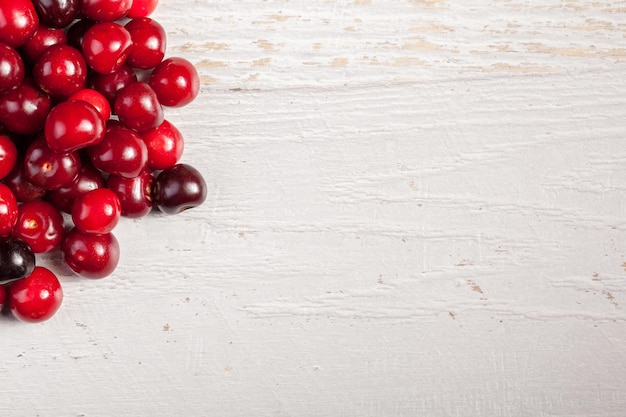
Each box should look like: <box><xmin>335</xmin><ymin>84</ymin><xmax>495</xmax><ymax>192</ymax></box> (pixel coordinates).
<box><xmin>2</xmin><ymin>1</ymin><xmax>626</xmax><ymax>416</ymax></box>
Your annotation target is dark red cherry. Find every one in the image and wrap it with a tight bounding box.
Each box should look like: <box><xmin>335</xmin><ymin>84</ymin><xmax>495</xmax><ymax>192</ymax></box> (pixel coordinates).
<box><xmin>49</xmin><ymin>161</ymin><xmax>105</xmax><ymax>213</ymax></box>
<box><xmin>68</xmin><ymin>88</ymin><xmax>111</xmax><ymax>121</ymax></box>
<box><xmin>0</xmin><ymin>182</ymin><xmax>18</xmax><ymax>236</ymax></box>
<box><xmin>20</xmin><ymin>25</ymin><xmax>67</xmax><ymax>65</ymax></box>
<box><xmin>33</xmin><ymin>0</ymin><xmax>80</xmax><ymax>28</ymax></box>
<box><xmin>149</xmin><ymin>57</ymin><xmax>200</xmax><ymax>107</ymax></box>
<box><xmin>0</xmin><ymin>43</ymin><xmax>25</xmax><ymax>94</ymax></box>
<box><xmin>62</xmin><ymin>227</ymin><xmax>120</xmax><ymax>279</ymax></box>
<box><xmin>80</xmin><ymin>0</ymin><xmax>132</xmax><ymax>21</ymax></box>
<box><xmin>88</xmin><ymin>124</ymin><xmax>148</xmax><ymax>178</ymax></box>
<box><xmin>82</xmin><ymin>22</ymin><xmax>133</xmax><ymax>74</ymax></box>
<box><xmin>33</xmin><ymin>44</ymin><xmax>87</xmax><ymax>99</ymax></box>
<box><xmin>0</xmin><ymin>0</ymin><xmax>39</xmax><ymax>48</ymax></box>
<box><xmin>12</xmin><ymin>200</ymin><xmax>64</xmax><ymax>253</ymax></box>
<box><xmin>44</xmin><ymin>99</ymin><xmax>105</xmax><ymax>152</ymax></box>
<box><xmin>66</xmin><ymin>18</ymin><xmax>95</xmax><ymax>50</ymax></box>
<box><xmin>153</xmin><ymin>164</ymin><xmax>207</xmax><ymax>214</ymax></box>
<box><xmin>88</xmin><ymin>63</ymin><xmax>137</xmax><ymax>108</ymax></box>
<box><xmin>125</xmin><ymin>18</ymin><xmax>166</xmax><ymax>70</ymax></box>
<box><xmin>0</xmin><ymin>79</ymin><xmax>52</xmax><ymax>135</ymax></box>
<box><xmin>114</xmin><ymin>82</ymin><xmax>163</xmax><ymax>133</ymax></box>
<box><xmin>0</xmin><ymin>134</ymin><xmax>18</xmax><ymax>180</ymax></box>
<box><xmin>0</xmin><ymin>236</ymin><xmax>35</xmax><ymax>284</ymax></box>
<box><xmin>24</xmin><ymin>137</ymin><xmax>81</xmax><ymax>190</ymax></box>
<box><xmin>9</xmin><ymin>266</ymin><xmax>63</xmax><ymax>322</ymax></box>
<box><xmin>107</xmin><ymin>168</ymin><xmax>153</xmax><ymax>218</ymax></box>
<box><xmin>1</xmin><ymin>162</ymin><xmax>47</xmax><ymax>202</ymax></box>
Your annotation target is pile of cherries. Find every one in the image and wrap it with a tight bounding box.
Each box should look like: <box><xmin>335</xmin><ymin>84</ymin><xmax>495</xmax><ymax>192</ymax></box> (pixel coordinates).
<box><xmin>0</xmin><ymin>0</ymin><xmax>207</xmax><ymax>323</ymax></box>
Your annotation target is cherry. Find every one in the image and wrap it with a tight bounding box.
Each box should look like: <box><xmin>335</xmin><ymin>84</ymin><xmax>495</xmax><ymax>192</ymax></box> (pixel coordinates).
<box><xmin>0</xmin><ymin>43</ymin><xmax>25</xmax><ymax>94</ymax></box>
<box><xmin>80</xmin><ymin>0</ymin><xmax>132</xmax><ymax>21</ymax></box>
<box><xmin>33</xmin><ymin>0</ymin><xmax>80</xmax><ymax>28</ymax></box>
<box><xmin>82</xmin><ymin>22</ymin><xmax>133</xmax><ymax>75</ymax></box>
<box><xmin>12</xmin><ymin>200</ymin><xmax>64</xmax><ymax>253</ymax></box>
<box><xmin>66</xmin><ymin>18</ymin><xmax>95</xmax><ymax>50</ymax></box>
<box><xmin>62</xmin><ymin>227</ymin><xmax>120</xmax><ymax>279</ymax></box>
<box><xmin>49</xmin><ymin>162</ymin><xmax>105</xmax><ymax>213</ymax></box>
<box><xmin>107</xmin><ymin>168</ymin><xmax>153</xmax><ymax>218</ymax></box>
<box><xmin>149</xmin><ymin>57</ymin><xmax>200</xmax><ymax>107</ymax></box>
<box><xmin>141</xmin><ymin>119</ymin><xmax>184</xmax><ymax>170</ymax></box>
<box><xmin>88</xmin><ymin>124</ymin><xmax>148</xmax><ymax>178</ymax></box>
<box><xmin>0</xmin><ymin>135</ymin><xmax>18</xmax><ymax>180</ymax></box>
<box><xmin>1</xmin><ymin>162</ymin><xmax>47</xmax><ymax>202</ymax></box>
<box><xmin>68</xmin><ymin>88</ymin><xmax>111</xmax><ymax>121</ymax></box>
<box><xmin>153</xmin><ymin>164</ymin><xmax>207</xmax><ymax>214</ymax></box>
<box><xmin>20</xmin><ymin>25</ymin><xmax>67</xmax><ymax>65</ymax></box>
<box><xmin>88</xmin><ymin>63</ymin><xmax>137</xmax><ymax>108</ymax></box>
<box><xmin>24</xmin><ymin>137</ymin><xmax>81</xmax><ymax>190</ymax></box>
<box><xmin>114</xmin><ymin>82</ymin><xmax>164</xmax><ymax>133</ymax></box>
<box><xmin>9</xmin><ymin>266</ymin><xmax>63</xmax><ymax>322</ymax></box>
<box><xmin>125</xmin><ymin>18</ymin><xmax>166</xmax><ymax>70</ymax></box>
<box><xmin>0</xmin><ymin>0</ymin><xmax>39</xmax><ymax>48</ymax></box>
<box><xmin>72</xmin><ymin>188</ymin><xmax>121</xmax><ymax>234</ymax></box>
<box><xmin>0</xmin><ymin>183</ymin><xmax>18</xmax><ymax>235</ymax></box>
<box><xmin>127</xmin><ymin>0</ymin><xmax>158</xmax><ymax>18</ymax></box>
<box><xmin>0</xmin><ymin>284</ymin><xmax>5</xmax><ymax>309</ymax></box>
<box><xmin>44</xmin><ymin>99</ymin><xmax>105</xmax><ymax>153</ymax></box>
<box><xmin>0</xmin><ymin>79</ymin><xmax>52</xmax><ymax>135</ymax></box>
<box><xmin>0</xmin><ymin>236</ymin><xmax>35</xmax><ymax>284</ymax></box>
<box><xmin>33</xmin><ymin>44</ymin><xmax>87</xmax><ymax>99</ymax></box>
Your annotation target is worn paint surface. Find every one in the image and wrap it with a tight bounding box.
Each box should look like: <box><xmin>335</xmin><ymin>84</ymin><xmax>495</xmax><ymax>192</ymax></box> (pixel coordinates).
<box><xmin>1</xmin><ymin>1</ymin><xmax>626</xmax><ymax>416</ymax></box>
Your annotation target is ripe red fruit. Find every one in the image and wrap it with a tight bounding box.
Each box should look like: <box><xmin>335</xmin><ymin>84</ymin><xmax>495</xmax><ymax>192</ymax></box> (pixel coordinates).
<box><xmin>88</xmin><ymin>124</ymin><xmax>148</xmax><ymax>178</ymax></box>
<box><xmin>62</xmin><ymin>228</ymin><xmax>120</xmax><ymax>279</ymax></box>
<box><xmin>0</xmin><ymin>0</ymin><xmax>39</xmax><ymax>48</ymax></box>
<box><xmin>125</xmin><ymin>18</ymin><xmax>166</xmax><ymax>70</ymax></box>
<box><xmin>153</xmin><ymin>164</ymin><xmax>207</xmax><ymax>214</ymax></box>
<box><xmin>0</xmin><ymin>183</ymin><xmax>18</xmax><ymax>236</ymax></box>
<box><xmin>12</xmin><ymin>200</ymin><xmax>65</xmax><ymax>253</ymax></box>
<box><xmin>88</xmin><ymin>63</ymin><xmax>137</xmax><ymax>107</ymax></box>
<box><xmin>33</xmin><ymin>44</ymin><xmax>87</xmax><ymax>99</ymax></box>
<box><xmin>114</xmin><ymin>82</ymin><xmax>164</xmax><ymax>133</ymax></box>
<box><xmin>0</xmin><ymin>284</ymin><xmax>5</xmax><ymax>309</ymax></box>
<box><xmin>24</xmin><ymin>137</ymin><xmax>81</xmax><ymax>190</ymax></box>
<box><xmin>127</xmin><ymin>0</ymin><xmax>158</xmax><ymax>18</ymax></box>
<box><xmin>0</xmin><ymin>134</ymin><xmax>18</xmax><ymax>180</ymax></box>
<box><xmin>72</xmin><ymin>188</ymin><xmax>121</xmax><ymax>234</ymax></box>
<box><xmin>49</xmin><ymin>162</ymin><xmax>105</xmax><ymax>213</ymax></box>
<box><xmin>82</xmin><ymin>22</ymin><xmax>133</xmax><ymax>74</ymax></box>
<box><xmin>9</xmin><ymin>266</ymin><xmax>63</xmax><ymax>323</ymax></box>
<box><xmin>68</xmin><ymin>88</ymin><xmax>112</xmax><ymax>121</ymax></box>
<box><xmin>141</xmin><ymin>119</ymin><xmax>184</xmax><ymax>170</ymax></box>
<box><xmin>107</xmin><ymin>169</ymin><xmax>153</xmax><ymax>218</ymax></box>
<box><xmin>148</xmin><ymin>57</ymin><xmax>200</xmax><ymax>107</ymax></box>
<box><xmin>2</xmin><ymin>163</ymin><xmax>47</xmax><ymax>202</ymax></box>
<box><xmin>0</xmin><ymin>79</ymin><xmax>52</xmax><ymax>135</ymax></box>
<box><xmin>0</xmin><ymin>42</ymin><xmax>25</xmax><ymax>94</ymax></box>
<box><xmin>21</xmin><ymin>25</ymin><xmax>68</xmax><ymax>65</ymax></box>
<box><xmin>80</xmin><ymin>0</ymin><xmax>132</xmax><ymax>21</ymax></box>
<box><xmin>33</xmin><ymin>0</ymin><xmax>80</xmax><ymax>28</ymax></box>
<box><xmin>44</xmin><ymin>99</ymin><xmax>105</xmax><ymax>153</ymax></box>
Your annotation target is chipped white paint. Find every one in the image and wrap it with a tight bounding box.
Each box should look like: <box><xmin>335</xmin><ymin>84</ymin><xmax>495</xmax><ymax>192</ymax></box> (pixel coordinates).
<box><xmin>2</xmin><ymin>1</ymin><xmax>626</xmax><ymax>416</ymax></box>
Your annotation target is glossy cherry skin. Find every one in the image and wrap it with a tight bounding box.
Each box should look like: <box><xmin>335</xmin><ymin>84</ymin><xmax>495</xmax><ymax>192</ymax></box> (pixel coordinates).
<box><xmin>20</xmin><ymin>25</ymin><xmax>67</xmax><ymax>65</ymax></box>
<box><xmin>0</xmin><ymin>236</ymin><xmax>35</xmax><ymax>284</ymax></box>
<box><xmin>107</xmin><ymin>168</ymin><xmax>153</xmax><ymax>218</ymax></box>
<box><xmin>114</xmin><ymin>82</ymin><xmax>163</xmax><ymax>133</ymax></box>
<box><xmin>0</xmin><ymin>79</ymin><xmax>52</xmax><ymax>135</ymax></box>
<box><xmin>49</xmin><ymin>162</ymin><xmax>105</xmax><ymax>213</ymax></box>
<box><xmin>1</xmin><ymin>162</ymin><xmax>47</xmax><ymax>202</ymax></box>
<box><xmin>88</xmin><ymin>63</ymin><xmax>137</xmax><ymax>108</ymax></box>
<box><xmin>33</xmin><ymin>0</ymin><xmax>80</xmax><ymax>28</ymax></box>
<box><xmin>0</xmin><ymin>43</ymin><xmax>25</xmax><ymax>94</ymax></box>
<box><xmin>24</xmin><ymin>137</ymin><xmax>81</xmax><ymax>190</ymax></box>
<box><xmin>125</xmin><ymin>18</ymin><xmax>166</xmax><ymax>70</ymax></box>
<box><xmin>87</xmin><ymin>124</ymin><xmax>148</xmax><ymax>178</ymax></box>
<box><xmin>12</xmin><ymin>200</ymin><xmax>64</xmax><ymax>253</ymax></box>
<box><xmin>66</xmin><ymin>18</ymin><xmax>95</xmax><ymax>50</ymax></box>
<box><xmin>72</xmin><ymin>188</ymin><xmax>121</xmax><ymax>234</ymax></box>
<box><xmin>68</xmin><ymin>88</ymin><xmax>111</xmax><ymax>121</ymax></box>
<box><xmin>149</xmin><ymin>57</ymin><xmax>200</xmax><ymax>107</ymax></box>
<box><xmin>0</xmin><ymin>183</ymin><xmax>18</xmax><ymax>235</ymax></box>
<box><xmin>153</xmin><ymin>164</ymin><xmax>207</xmax><ymax>214</ymax></box>
<box><xmin>0</xmin><ymin>0</ymin><xmax>39</xmax><ymax>48</ymax></box>
<box><xmin>62</xmin><ymin>228</ymin><xmax>120</xmax><ymax>279</ymax></box>
<box><xmin>127</xmin><ymin>0</ymin><xmax>158</xmax><ymax>18</ymax></box>
<box><xmin>141</xmin><ymin>119</ymin><xmax>184</xmax><ymax>170</ymax></box>
<box><xmin>80</xmin><ymin>0</ymin><xmax>132</xmax><ymax>21</ymax></box>
<box><xmin>33</xmin><ymin>44</ymin><xmax>87</xmax><ymax>99</ymax></box>
<box><xmin>44</xmin><ymin>99</ymin><xmax>105</xmax><ymax>153</ymax></box>
<box><xmin>0</xmin><ymin>134</ymin><xmax>18</xmax><ymax>180</ymax></box>
<box><xmin>9</xmin><ymin>266</ymin><xmax>63</xmax><ymax>322</ymax></box>
<box><xmin>82</xmin><ymin>22</ymin><xmax>133</xmax><ymax>75</ymax></box>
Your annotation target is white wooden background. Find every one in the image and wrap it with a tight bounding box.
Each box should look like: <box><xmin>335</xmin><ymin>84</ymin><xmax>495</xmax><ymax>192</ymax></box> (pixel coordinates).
<box><xmin>2</xmin><ymin>1</ymin><xmax>626</xmax><ymax>416</ymax></box>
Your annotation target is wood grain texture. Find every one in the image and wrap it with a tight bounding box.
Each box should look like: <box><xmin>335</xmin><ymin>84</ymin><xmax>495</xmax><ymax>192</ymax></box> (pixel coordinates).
<box><xmin>2</xmin><ymin>1</ymin><xmax>626</xmax><ymax>416</ymax></box>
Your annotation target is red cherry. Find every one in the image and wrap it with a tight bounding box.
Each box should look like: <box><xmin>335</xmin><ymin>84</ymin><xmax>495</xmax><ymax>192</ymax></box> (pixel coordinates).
<box><xmin>33</xmin><ymin>44</ymin><xmax>87</xmax><ymax>99</ymax></box>
<box><xmin>114</xmin><ymin>82</ymin><xmax>164</xmax><ymax>133</ymax></box>
<box><xmin>0</xmin><ymin>79</ymin><xmax>52</xmax><ymax>135</ymax></box>
<box><xmin>80</xmin><ymin>0</ymin><xmax>132</xmax><ymax>21</ymax></box>
<box><xmin>0</xmin><ymin>0</ymin><xmax>39</xmax><ymax>48</ymax></box>
<box><xmin>82</xmin><ymin>22</ymin><xmax>133</xmax><ymax>74</ymax></box>
<box><xmin>62</xmin><ymin>227</ymin><xmax>120</xmax><ymax>279</ymax></box>
<box><xmin>33</xmin><ymin>0</ymin><xmax>80</xmax><ymax>28</ymax></box>
<box><xmin>141</xmin><ymin>119</ymin><xmax>184</xmax><ymax>170</ymax></box>
<box><xmin>107</xmin><ymin>168</ymin><xmax>153</xmax><ymax>218</ymax></box>
<box><xmin>66</xmin><ymin>18</ymin><xmax>95</xmax><ymax>50</ymax></box>
<box><xmin>1</xmin><ymin>162</ymin><xmax>47</xmax><ymax>202</ymax></box>
<box><xmin>72</xmin><ymin>188</ymin><xmax>121</xmax><ymax>234</ymax></box>
<box><xmin>148</xmin><ymin>57</ymin><xmax>200</xmax><ymax>107</ymax></box>
<box><xmin>127</xmin><ymin>0</ymin><xmax>158</xmax><ymax>18</ymax></box>
<box><xmin>20</xmin><ymin>25</ymin><xmax>67</xmax><ymax>65</ymax></box>
<box><xmin>0</xmin><ymin>183</ymin><xmax>18</xmax><ymax>236</ymax></box>
<box><xmin>0</xmin><ymin>43</ymin><xmax>25</xmax><ymax>94</ymax></box>
<box><xmin>68</xmin><ymin>88</ymin><xmax>111</xmax><ymax>121</ymax></box>
<box><xmin>24</xmin><ymin>137</ymin><xmax>81</xmax><ymax>190</ymax></box>
<box><xmin>0</xmin><ymin>284</ymin><xmax>6</xmax><ymax>309</ymax></box>
<box><xmin>44</xmin><ymin>99</ymin><xmax>105</xmax><ymax>153</ymax></box>
<box><xmin>88</xmin><ymin>63</ymin><xmax>137</xmax><ymax>108</ymax></box>
<box><xmin>49</xmin><ymin>161</ymin><xmax>105</xmax><ymax>213</ymax></box>
<box><xmin>0</xmin><ymin>134</ymin><xmax>18</xmax><ymax>180</ymax></box>
<box><xmin>11</xmin><ymin>200</ymin><xmax>64</xmax><ymax>253</ymax></box>
<box><xmin>125</xmin><ymin>18</ymin><xmax>166</xmax><ymax>70</ymax></box>
<box><xmin>87</xmin><ymin>124</ymin><xmax>148</xmax><ymax>178</ymax></box>
<box><xmin>9</xmin><ymin>266</ymin><xmax>63</xmax><ymax>323</ymax></box>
